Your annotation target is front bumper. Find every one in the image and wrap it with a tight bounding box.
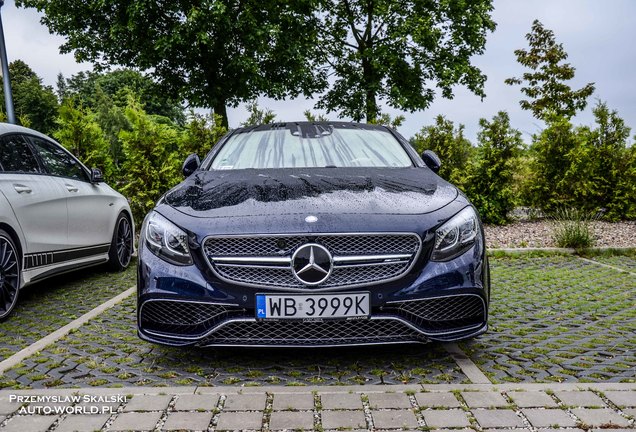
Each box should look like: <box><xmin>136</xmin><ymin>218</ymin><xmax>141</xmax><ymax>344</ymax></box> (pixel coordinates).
<box><xmin>137</xmin><ymin>233</ymin><xmax>489</xmax><ymax>347</ymax></box>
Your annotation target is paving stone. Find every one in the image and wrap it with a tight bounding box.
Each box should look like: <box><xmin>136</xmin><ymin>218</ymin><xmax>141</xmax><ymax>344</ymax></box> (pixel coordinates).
<box><xmin>554</xmin><ymin>391</ymin><xmax>606</xmax><ymax>407</ymax></box>
<box><xmin>461</xmin><ymin>391</ymin><xmax>509</xmax><ymax>408</ymax></box>
<box><xmin>320</xmin><ymin>393</ymin><xmax>363</xmax><ymax>410</ymax></box>
<box><xmin>162</xmin><ymin>412</ymin><xmax>213</xmax><ymax>431</ymax></box>
<box><xmin>269</xmin><ymin>411</ymin><xmax>314</xmax><ymax>430</ymax></box>
<box><xmin>0</xmin><ymin>400</ymin><xmax>21</xmax><ymax>416</ymax></box>
<box><xmin>522</xmin><ymin>408</ymin><xmax>578</xmax><ymax>427</ymax></box>
<box><xmin>421</xmin><ymin>409</ymin><xmax>470</xmax><ymax>428</ymax></box>
<box><xmin>367</xmin><ymin>393</ymin><xmax>412</xmax><ymax>409</ymax></box>
<box><xmin>590</xmin><ymin>430</ymin><xmax>635</xmax><ymax>432</ymax></box>
<box><xmin>216</xmin><ymin>411</ymin><xmax>263</xmax><ymax>430</ymax></box>
<box><xmin>173</xmin><ymin>394</ymin><xmax>219</xmax><ymax>411</ymax></box>
<box><xmin>223</xmin><ymin>393</ymin><xmax>267</xmax><ymax>411</ymax></box>
<box><xmin>321</xmin><ymin>410</ymin><xmax>367</xmax><ymax>429</ymax></box>
<box><xmin>604</xmin><ymin>391</ymin><xmax>636</xmax><ymax>407</ymax></box>
<box><xmin>54</xmin><ymin>414</ymin><xmax>110</xmax><ymax>432</ymax></box>
<box><xmin>0</xmin><ymin>415</ymin><xmax>58</xmax><ymax>432</ymax></box>
<box><xmin>473</xmin><ymin>409</ymin><xmax>525</xmax><ymax>428</ymax></box>
<box><xmin>123</xmin><ymin>394</ymin><xmax>172</xmax><ymax>412</ymax></box>
<box><xmin>508</xmin><ymin>391</ymin><xmax>558</xmax><ymax>407</ymax></box>
<box><xmin>536</xmin><ymin>429</ymin><xmax>581</xmax><ymax>432</ymax></box>
<box><xmin>571</xmin><ymin>408</ymin><xmax>630</xmax><ymax>427</ymax></box>
<box><xmin>110</xmin><ymin>411</ymin><xmax>163</xmax><ymax>431</ymax></box>
<box><xmin>272</xmin><ymin>393</ymin><xmax>315</xmax><ymax>411</ymax></box>
<box><xmin>372</xmin><ymin>409</ymin><xmax>419</xmax><ymax>429</ymax></box>
<box><xmin>415</xmin><ymin>392</ymin><xmax>461</xmax><ymax>408</ymax></box>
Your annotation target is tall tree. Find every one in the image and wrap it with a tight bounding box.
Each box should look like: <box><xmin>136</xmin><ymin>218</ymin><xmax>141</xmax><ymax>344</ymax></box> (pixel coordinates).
<box><xmin>0</xmin><ymin>60</ymin><xmax>58</xmax><ymax>133</ymax></box>
<box><xmin>505</xmin><ymin>19</ymin><xmax>595</xmax><ymax>120</ymax></box>
<box><xmin>317</xmin><ymin>0</ymin><xmax>496</xmax><ymax>122</ymax></box>
<box><xmin>18</xmin><ymin>0</ymin><xmax>326</xmax><ymax>128</ymax></box>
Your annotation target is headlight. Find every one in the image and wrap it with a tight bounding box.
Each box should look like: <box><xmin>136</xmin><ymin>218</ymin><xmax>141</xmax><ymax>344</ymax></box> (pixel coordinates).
<box><xmin>432</xmin><ymin>207</ymin><xmax>479</xmax><ymax>261</ymax></box>
<box><xmin>143</xmin><ymin>211</ymin><xmax>193</xmax><ymax>265</ymax></box>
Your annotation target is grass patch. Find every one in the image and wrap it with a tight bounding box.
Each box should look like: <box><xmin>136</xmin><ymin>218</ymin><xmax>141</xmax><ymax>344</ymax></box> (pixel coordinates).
<box><xmin>551</xmin><ymin>208</ymin><xmax>596</xmax><ymax>248</ymax></box>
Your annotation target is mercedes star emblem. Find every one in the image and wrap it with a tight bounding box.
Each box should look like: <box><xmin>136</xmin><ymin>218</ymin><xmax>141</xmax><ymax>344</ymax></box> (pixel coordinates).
<box><xmin>291</xmin><ymin>243</ymin><xmax>333</xmax><ymax>285</ymax></box>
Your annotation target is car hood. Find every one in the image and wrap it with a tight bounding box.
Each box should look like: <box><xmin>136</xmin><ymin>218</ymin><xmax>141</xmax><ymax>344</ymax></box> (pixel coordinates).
<box><xmin>163</xmin><ymin>167</ymin><xmax>458</xmax><ymax>219</ymax></box>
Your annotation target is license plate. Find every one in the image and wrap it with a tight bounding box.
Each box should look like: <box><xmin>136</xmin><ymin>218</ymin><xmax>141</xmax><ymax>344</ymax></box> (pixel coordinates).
<box><xmin>256</xmin><ymin>293</ymin><xmax>370</xmax><ymax>320</ymax></box>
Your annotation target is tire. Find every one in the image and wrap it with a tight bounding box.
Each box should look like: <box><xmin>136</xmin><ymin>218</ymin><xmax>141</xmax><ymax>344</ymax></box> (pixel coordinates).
<box><xmin>0</xmin><ymin>229</ymin><xmax>20</xmax><ymax>321</ymax></box>
<box><xmin>107</xmin><ymin>213</ymin><xmax>133</xmax><ymax>271</ymax></box>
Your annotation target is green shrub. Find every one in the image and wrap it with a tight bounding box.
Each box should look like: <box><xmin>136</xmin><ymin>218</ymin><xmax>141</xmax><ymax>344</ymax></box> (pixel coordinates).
<box><xmin>410</xmin><ymin>115</ymin><xmax>474</xmax><ymax>187</ymax></box>
<box><xmin>119</xmin><ymin>98</ymin><xmax>181</xmax><ymax>224</ymax></box>
<box><xmin>464</xmin><ymin>111</ymin><xmax>523</xmax><ymax>225</ymax></box>
<box><xmin>551</xmin><ymin>208</ymin><xmax>596</xmax><ymax>249</ymax></box>
<box><xmin>178</xmin><ymin>111</ymin><xmax>227</xmax><ymax>159</ymax></box>
<box><xmin>54</xmin><ymin>98</ymin><xmax>115</xmax><ymax>180</ymax></box>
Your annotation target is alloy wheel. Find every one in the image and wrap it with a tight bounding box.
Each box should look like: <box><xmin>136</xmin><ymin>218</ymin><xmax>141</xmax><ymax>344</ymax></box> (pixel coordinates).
<box><xmin>116</xmin><ymin>218</ymin><xmax>133</xmax><ymax>267</ymax></box>
<box><xmin>0</xmin><ymin>236</ymin><xmax>20</xmax><ymax>319</ymax></box>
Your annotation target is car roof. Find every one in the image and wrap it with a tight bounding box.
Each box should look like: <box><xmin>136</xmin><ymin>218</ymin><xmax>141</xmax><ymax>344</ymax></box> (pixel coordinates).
<box><xmin>233</xmin><ymin>121</ymin><xmax>391</xmax><ymax>134</ymax></box>
<box><xmin>0</xmin><ymin>122</ymin><xmax>55</xmax><ymax>142</ymax></box>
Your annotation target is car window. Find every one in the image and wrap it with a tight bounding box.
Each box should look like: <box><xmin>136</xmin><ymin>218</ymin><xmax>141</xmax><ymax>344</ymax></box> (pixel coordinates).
<box><xmin>210</xmin><ymin>126</ymin><xmax>414</xmax><ymax>169</ymax></box>
<box><xmin>0</xmin><ymin>134</ymin><xmax>41</xmax><ymax>173</ymax></box>
<box><xmin>28</xmin><ymin>136</ymin><xmax>90</xmax><ymax>181</ymax></box>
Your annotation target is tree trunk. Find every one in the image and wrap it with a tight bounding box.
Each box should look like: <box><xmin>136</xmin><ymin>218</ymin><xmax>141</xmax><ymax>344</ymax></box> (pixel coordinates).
<box><xmin>213</xmin><ymin>101</ymin><xmax>229</xmax><ymax>129</ymax></box>
<box><xmin>361</xmin><ymin>58</ymin><xmax>378</xmax><ymax>123</ymax></box>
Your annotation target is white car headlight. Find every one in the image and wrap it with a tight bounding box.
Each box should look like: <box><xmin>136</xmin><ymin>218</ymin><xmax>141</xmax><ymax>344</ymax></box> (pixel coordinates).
<box><xmin>432</xmin><ymin>207</ymin><xmax>479</xmax><ymax>261</ymax></box>
<box><xmin>143</xmin><ymin>211</ymin><xmax>193</xmax><ymax>265</ymax></box>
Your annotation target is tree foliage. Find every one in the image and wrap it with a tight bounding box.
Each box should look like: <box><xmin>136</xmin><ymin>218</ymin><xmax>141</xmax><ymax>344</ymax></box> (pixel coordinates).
<box><xmin>465</xmin><ymin>112</ymin><xmax>523</xmax><ymax>224</ymax></box>
<box><xmin>179</xmin><ymin>112</ymin><xmax>227</xmax><ymax>159</ymax></box>
<box><xmin>0</xmin><ymin>60</ymin><xmax>58</xmax><ymax>133</ymax></box>
<box><xmin>60</xmin><ymin>69</ymin><xmax>185</xmax><ymax>124</ymax></box>
<box><xmin>525</xmin><ymin>114</ymin><xmax>580</xmax><ymax>212</ymax></box>
<box><xmin>118</xmin><ymin>98</ymin><xmax>181</xmax><ymax>223</ymax></box>
<box><xmin>18</xmin><ymin>0</ymin><xmax>326</xmax><ymax>127</ymax></box>
<box><xmin>505</xmin><ymin>20</ymin><xmax>595</xmax><ymax>120</ymax></box>
<box><xmin>411</xmin><ymin>115</ymin><xmax>473</xmax><ymax>187</ymax></box>
<box><xmin>317</xmin><ymin>0</ymin><xmax>496</xmax><ymax>122</ymax></box>
<box><xmin>562</xmin><ymin>102</ymin><xmax>635</xmax><ymax>219</ymax></box>
<box><xmin>53</xmin><ymin>97</ymin><xmax>115</xmax><ymax>179</ymax></box>
<box><xmin>241</xmin><ymin>101</ymin><xmax>277</xmax><ymax>127</ymax></box>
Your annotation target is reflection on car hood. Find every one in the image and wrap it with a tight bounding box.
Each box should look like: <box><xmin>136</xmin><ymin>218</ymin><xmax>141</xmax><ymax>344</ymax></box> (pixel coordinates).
<box><xmin>164</xmin><ymin>167</ymin><xmax>458</xmax><ymax>218</ymax></box>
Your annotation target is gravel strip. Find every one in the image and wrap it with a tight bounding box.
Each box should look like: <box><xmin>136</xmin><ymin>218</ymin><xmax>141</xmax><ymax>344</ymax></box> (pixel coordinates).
<box><xmin>485</xmin><ymin>220</ymin><xmax>636</xmax><ymax>248</ymax></box>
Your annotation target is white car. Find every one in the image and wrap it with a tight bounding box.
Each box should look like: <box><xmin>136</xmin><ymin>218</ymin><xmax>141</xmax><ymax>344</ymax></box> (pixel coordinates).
<box><xmin>0</xmin><ymin>123</ymin><xmax>134</xmax><ymax>320</ymax></box>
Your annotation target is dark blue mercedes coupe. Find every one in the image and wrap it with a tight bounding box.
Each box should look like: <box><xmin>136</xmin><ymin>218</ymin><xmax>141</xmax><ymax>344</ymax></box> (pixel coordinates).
<box><xmin>137</xmin><ymin>122</ymin><xmax>489</xmax><ymax>347</ymax></box>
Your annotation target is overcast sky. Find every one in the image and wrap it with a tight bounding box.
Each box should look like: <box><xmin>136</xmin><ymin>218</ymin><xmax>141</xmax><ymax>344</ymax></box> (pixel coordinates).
<box><xmin>2</xmin><ymin>0</ymin><xmax>635</xmax><ymax>142</ymax></box>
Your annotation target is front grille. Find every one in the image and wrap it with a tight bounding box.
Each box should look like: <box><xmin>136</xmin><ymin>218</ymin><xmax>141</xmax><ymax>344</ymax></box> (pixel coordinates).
<box><xmin>140</xmin><ymin>300</ymin><xmax>239</xmax><ymax>337</ymax></box>
<box><xmin>204</xmin><ymin>233</ymin><xmax>422</xmax><ymax>290</ymax></box>
<box><xmin>201</xmin><ymin>318</ymin><xmax>428</xmax><ymax>346</ymax></box>
<box><xmin>386</xmin><ymin>295</ymin><xmax>486</xmax><ymax>333</ymax></box>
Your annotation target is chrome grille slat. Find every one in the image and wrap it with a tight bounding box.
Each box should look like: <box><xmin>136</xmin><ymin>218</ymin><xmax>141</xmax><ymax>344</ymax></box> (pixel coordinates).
<box><xmin>203</xmin><ymin>233</ymin><xmax>422</xmax><ymax>290</ymax></box>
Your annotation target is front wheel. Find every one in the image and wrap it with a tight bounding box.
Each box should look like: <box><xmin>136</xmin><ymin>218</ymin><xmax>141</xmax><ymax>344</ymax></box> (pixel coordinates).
<box><xmin>107</xmin><ymin>213</ymin><xmax>133</xmax><ymax>271</ymax></box>
<box><xmin>0</xmin><ymin>230</ymin><xmax>21</xmax><ymax>320</ymax></box>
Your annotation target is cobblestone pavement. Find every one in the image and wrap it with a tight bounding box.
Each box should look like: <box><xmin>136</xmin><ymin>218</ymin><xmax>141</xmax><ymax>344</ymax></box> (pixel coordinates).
<box><xmin>0</xmin><ymin>384</ymin><xmax>634</xmax><ymax>431</ymax></box>
<box><xmin>587</xmin><ymin>255</ymin><xmax>636</xmax><ymax>273</ymax></box>
<box><xmin>0</xmin><ymin>297</ymin><xmax>466</xmax><ymax>388</ymax></box>
<box><xmin>0</xmin><ymin>255</ymin><xmax>634</xmax><ymax>389</ymax></box>
<box><xmin>0</xmin><ymin>263</ymin><xmax>136</xmax><ymax>362</ymax></box>
<box><xmin>460</xmin><ymin>256</ymin><xmax>636</xmax><ymax>383</ymax></box>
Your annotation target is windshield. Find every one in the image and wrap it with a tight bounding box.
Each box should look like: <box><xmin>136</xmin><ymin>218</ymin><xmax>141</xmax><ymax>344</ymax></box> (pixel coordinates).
<box><xmin>210</xmin><ymin>125</ymin><xmax>413</xmax><ymax>169</ymax></box>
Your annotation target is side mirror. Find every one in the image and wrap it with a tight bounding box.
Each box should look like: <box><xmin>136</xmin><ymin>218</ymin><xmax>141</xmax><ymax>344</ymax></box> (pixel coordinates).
<box><xmin>90</xmin><ymin>168</ymin><xmax>104</xmax><ymax>183</ymax></box>
<box><xmin>182</xmin><ymin>153</ymin><xmax>201</xmax><ymax>177</ymax></box>
<box><xmin>421</xmin><ymin>150</ymin><xmax>441</xmax><ymax>173</ymax></box>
